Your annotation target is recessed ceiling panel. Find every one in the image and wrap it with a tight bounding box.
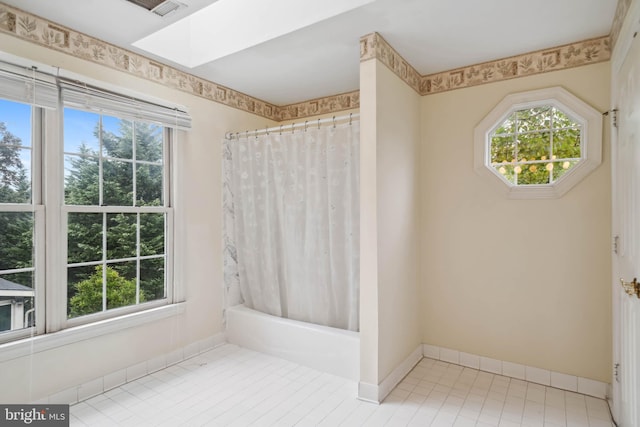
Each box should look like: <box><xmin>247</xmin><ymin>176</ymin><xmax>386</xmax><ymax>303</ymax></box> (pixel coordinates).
<box><xmin>133</xmin><ymin>0</ymin><xmax>375</xmax><ymax>68</ymax></box>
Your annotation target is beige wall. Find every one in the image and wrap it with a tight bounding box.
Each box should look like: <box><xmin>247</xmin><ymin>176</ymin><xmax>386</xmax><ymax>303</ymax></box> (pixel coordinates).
<box><xmin>360</xmin><ymin>59</ymin><xmax>421</xmax><ymax>388</ymax></box>
<box><xmin>419</xmin><ymin>62</ymin><xmax>612</xmax><ymax>382</ymax></box>
<box><xmin>0</xmin><ymin>34</ymin><xmax>270</xmax><ymax>402</ymax></box>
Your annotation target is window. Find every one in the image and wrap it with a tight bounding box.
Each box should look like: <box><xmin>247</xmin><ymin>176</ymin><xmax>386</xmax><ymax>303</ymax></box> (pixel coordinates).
<box><xmin>474</xmin><ymin>87</ymin><xmax>602</xmax><ymax>198</ymax></box>
<box><xmin>63</xmin><ymin>109</ymin><xmax>169</xmax><ymax>320</ymax></box>
<box><xmin>0</xmin><ymin>58</ymin><xmax>190</xmax><ymax>343</ymax></box>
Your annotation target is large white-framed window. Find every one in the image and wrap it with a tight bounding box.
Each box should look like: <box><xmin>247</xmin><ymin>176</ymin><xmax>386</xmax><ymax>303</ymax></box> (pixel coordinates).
<box><xmin>0</xmin><ymin>62</ymin><xmax>55</xmax><ymax>343</ymax></box>
<box><xmin>474</xmin><ymin>86</ymin><xmax>603</xmax><ymax>199</ymax></box>
<box><xmin>0</xmin><ymin>58</ymin><xmax>190</xmax><ymax>344</ymax></box>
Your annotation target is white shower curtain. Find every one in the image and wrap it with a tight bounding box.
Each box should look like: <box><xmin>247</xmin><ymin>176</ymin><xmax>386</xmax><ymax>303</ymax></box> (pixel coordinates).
<box><xmin>223</xmin><ymin>123</ymin><xmax>359</xmax><ymax>331</ymax></box>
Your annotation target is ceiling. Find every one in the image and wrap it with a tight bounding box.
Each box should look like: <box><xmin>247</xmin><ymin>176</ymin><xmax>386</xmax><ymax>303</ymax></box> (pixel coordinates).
<box><xmin>2</xmin><ymin>0</ymin><xmax>618</xmax><ymax>106</ymax></box>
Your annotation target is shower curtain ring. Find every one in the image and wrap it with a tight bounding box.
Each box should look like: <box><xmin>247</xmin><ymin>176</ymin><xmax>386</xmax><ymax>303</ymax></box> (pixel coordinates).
<box><xmin>291</xmin><ymin>123</ymin><xmax>295</xmax><ymax>133</ymax></box>
<box><xmin>265</xmin><ymin>126</ymin><xmax>269</xmax><ymax>136</ymax></box>
<box><xmin>317</xmin><ymin>119</ymin><xmax>320</xmax><ymax>129</ymax></box>
<box><xmin>305</xmin><ymin>121</ymin><xmax>308</xmax><ymax>132</ymax></box>
<box><xmin>255</xmin><ymin>129</ymin><xmax>258</xmax><ymax>139</ymax></box>
<box><xmin>349</xmin><ymin>113</ymin><xmax>353</xmax><ymax>125</ymax></box>
<box><xmin>245</xmin><ymin>130</ymin><xmax>248</xmax><ymax>139</ymax></box>
<box><xmin>333</xmin><ymin>116</ymin><xmax>336</xmax><ymax>128</ymax></box>
<box><xmin>280</xmin><ymin>125</ymin><xmax>283</xmax><ymax>135</ymax></box>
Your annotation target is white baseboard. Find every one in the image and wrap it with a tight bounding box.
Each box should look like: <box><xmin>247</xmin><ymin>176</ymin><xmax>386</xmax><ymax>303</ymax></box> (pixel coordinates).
<box><xmin>423</xmin><ymin>343</ymin><xmax>609</xmax><ymax>399</ymax></box>
<box><xmin>35</xmin><ymin>333</ymin><xmax>226</xmax><ymax>405</ymax></box>
<box><xmin>358</xmin><ymin>345</ymin><xmax>423</xmax><ymax>404</ymax></box>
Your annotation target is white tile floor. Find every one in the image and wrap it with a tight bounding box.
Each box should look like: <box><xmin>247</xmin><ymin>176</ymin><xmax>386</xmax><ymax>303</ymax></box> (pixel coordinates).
<box><xmin>70</xmin><ymin>344</ymin><xmax>614</xmax><ymax>426</ymax></box>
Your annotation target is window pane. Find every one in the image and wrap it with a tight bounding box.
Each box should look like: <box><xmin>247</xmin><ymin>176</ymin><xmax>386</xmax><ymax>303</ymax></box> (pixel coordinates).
<box><xmin>517</xmin><ymin>132</ymin><xmax>550</xmax><ymax>162</ymax></box>
<box><xmin>553</xmin><ymin>129</ymin><xmax>581</xmax><ymax>159</ymax></box>
<box><xmin>140</xmin><ymin>214</ymin><xmax>165</xmax><ymax>256</ymax></box>
<box><xmin>68</xmin><ymin>265</ymin><xmax>101</xmax><ymax>318</ymax></box>
<box><xmin>64</xmin><ymin>108</ymin><xmax>100</xmax><ymax>154</ymax></box>
<box><xmin>552</xmin><ymin>108</ymin><xmax>578</xmax><ymax>129</ymax></box>
<box><xmin>65</xmin><ymin>154</ymin><xmax>100</xmax><ymax>205</ymax></box>
<box><xmin>516</xmin><ymin>163</ymin><xmax>550</xmax><ymax>185</ymax></box>
<box><xmin>102</xmin><ymin>116</ymin><xmax>133</xmax><ymax>160</ymax></box>
<box><xmin>494</xmin><ymin>113</ymin><xmax>515</xmax><ymax>135</ymax></box>
<box><xmin>552</xmin><ymin>161</ymin><xmax>577</xmax><ymax>181</ymax></box>
<box><xmin>103</xmin><ymin>159</ymin><xmax>133</xmax><ymax>206</ymax></box>
<box><xmin>108</xmin><ymin>262</ymin><xmax>138</xmax><ymax>309</ymax></box>
<box><xmin>0</xmin><ymin>271</ymin><xmax>35</xmax><ymax>332</ymax></box>
<box><xmin>68</xmin><ymin>213</ymin><xmax>103</xmax><ymax>264</ymax></box>
<box><xmin>0</xmin><ymin>100</ymin><xmax>31</xmax><ymax>147</ymax></box>
<box><xmin>494</xmin><ymin>164</ymin><xmax>516</xmax><ymax>184</ymax></box>
<box><xmin>107</xmin><ymin>213</ymin><xmax>136</xmax><ymax>260</ymax></box>
<box><xmin>0</xmin><ymin>100</ymin><xmax>32</xmax><ymax>204</ymax></box>
<box><xmin>490</xmin><ymin>136</ymin><xmax>515</xmax><ymax>164</ymax></box>
<box><xmin>516</xmin><ymin>107</ymin><xmax>551</xmax><ymax>132</ymax></box>
<box><xmin>0</xmin><ymin>212</ymin><xmax>33</xmax><ymax>270</ymax></box>
<box><xmin>136</xmin><ymin>163</ymin><xmax>163</xmax><ymax>206</ymax></box>
<box><xmin>135</xmin><ymin>122</ymin><xmax>163</xmax><ymax>163</ymax></box>
<box><xmin>140</xmin><ymin>258</ymin><xmax>165</xmax><ymax>301</ymax></box>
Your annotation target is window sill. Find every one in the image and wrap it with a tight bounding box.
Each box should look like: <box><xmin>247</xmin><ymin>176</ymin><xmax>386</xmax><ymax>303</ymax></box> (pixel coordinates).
<box><xmin>0</xmin><ymin>302</ymin><xmax>185</xmax><ymax>364</ymax></box>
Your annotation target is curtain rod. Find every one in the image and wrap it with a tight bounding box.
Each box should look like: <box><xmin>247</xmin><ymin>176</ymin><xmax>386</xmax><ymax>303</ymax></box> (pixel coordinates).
<box><xmin>225</xmin><ymin>113</ymin><xmax>359</xmax><ymax>140</ymax></box>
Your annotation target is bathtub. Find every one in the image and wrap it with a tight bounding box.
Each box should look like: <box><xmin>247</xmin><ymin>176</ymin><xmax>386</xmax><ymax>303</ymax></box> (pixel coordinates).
<box><xmin>225</xmin><ymin>304</ymin><xmax>360</xmax><ymax>381</ymax></box>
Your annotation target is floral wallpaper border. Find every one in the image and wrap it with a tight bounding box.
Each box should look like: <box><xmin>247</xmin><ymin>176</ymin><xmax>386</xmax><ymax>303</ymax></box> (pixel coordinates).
<box><xmin>0</xmin><ymin>2</ymin><xmax>286</xmax><ymax>120</ymax></box>
<box><xmin>610</xmin><ymin>0</ymin><xmax>632</xmax><ymax>51</ymax></box>
<box><xmin>361</xmin><ymin>32</ymin><xmax>611</xmax><ymax>97</ymax></box>
<box><xmin>275</xmin><ymin>90</ymin><xmax>360</xmax><ymax>121</ymax></box>
<box><xmin>360</xmin><ymin>32</ymin><xmax>422</xmax><ymax>94</ymax></box>
<box><xmin>0</xmin><ymin>1</ymin><xmax>628</xmax><ymax>121</ymax></box>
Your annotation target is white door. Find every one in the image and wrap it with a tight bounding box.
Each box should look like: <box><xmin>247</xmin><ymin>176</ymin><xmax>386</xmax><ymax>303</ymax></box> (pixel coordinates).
<box><xmin>612</xmin><ymin>26</ymin><xmax>640</xmax><ymax>427</ymax></box>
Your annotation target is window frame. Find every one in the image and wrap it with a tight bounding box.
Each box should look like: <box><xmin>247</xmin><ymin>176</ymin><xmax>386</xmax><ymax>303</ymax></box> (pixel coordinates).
<box><xmin>0</xmin><ymin>57</ymin><xmax>186</xmax><ymax>345</ymax></box>
<box><xmin>57</xmin><ymin>108</ymin><xmax>175</xmax><ymax>329</ymax></box>
<box><xmin>474</xmin><ymin>86</ymin><xmax>603</xmax><ymax>199</ymax></box>
<box><xmin>0</xmin><ymin>103</ymin><xmax>46</xmax><ymax>343</ymax></box>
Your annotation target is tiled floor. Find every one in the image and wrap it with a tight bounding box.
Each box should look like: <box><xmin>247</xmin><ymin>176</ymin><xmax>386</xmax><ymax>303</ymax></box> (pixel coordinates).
<box><xmin>70</xmin><ymin>344</ymin><xmax>614</xmax><ymax>426</ymax></box>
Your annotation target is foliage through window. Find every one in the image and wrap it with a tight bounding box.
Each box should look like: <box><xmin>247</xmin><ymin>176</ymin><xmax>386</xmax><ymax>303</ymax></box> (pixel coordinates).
<box><xmin>474</xmin><ymin>87</ymin><xmax>603</xmax><ymax>199</ymax></box>
<box><xmin>0</xmin><ymin>99</ymin><xmax>36</xmax><ymax>334</ymax></box>
<box><xmin>490</xmin><ymin>106</ymin><xmax>582</xmax><ymax>186</ymax></box>
<box><xmin>64</xmin><ymin>108</ymin><xmax>167</xmax><ymax>318</ymax></box>
<box><xmin>0</xmin><ymin>61</ymin><xmax>186</xmax><ymax>344</ymax></box>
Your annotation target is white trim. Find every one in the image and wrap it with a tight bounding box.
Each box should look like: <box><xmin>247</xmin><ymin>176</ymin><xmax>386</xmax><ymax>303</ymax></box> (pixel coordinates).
<box><xmin>612</xmin><ymin>0</ymin><xmax>640</xmax><ymax>75</ymax></box>
<box><xmin>35</xmin><ymin>332</ymin><xmax>225</xmax><ymax>405</ymax></box>
<box><xmin>422</xmin><ymin>343</ymin><xmax>609</xmax><ymax>399</ymax></box>
<box><xmin>0</xmin><ymin>302</ymin><xmax>185</xmax><ymax>363</ymax></box>
<box><xmin>357</xmin><ymin>345</ymin><xmax>423</xmax><ymax>403</ymax></box>
<box><xmin>357</xmin><ymin>382</ymin><xmax>379</xmax><ymax>404</ymax></box>
<box><xmin>474</xmin><ymin>86</ymin><xmax>603</xmax><ymax>199</ymax></box>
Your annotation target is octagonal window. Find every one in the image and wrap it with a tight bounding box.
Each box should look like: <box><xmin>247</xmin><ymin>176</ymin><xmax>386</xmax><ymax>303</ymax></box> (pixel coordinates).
<box><xmin>474</xmin><ymin>87</ymin><xmax>602</xmax><ymax>199</ymax></box>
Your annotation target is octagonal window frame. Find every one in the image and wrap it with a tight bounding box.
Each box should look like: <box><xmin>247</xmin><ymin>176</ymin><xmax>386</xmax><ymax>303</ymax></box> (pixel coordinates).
<box><xmin>474</xmin><ymin>87</ymin><xmax>602</xmax><ymax>199</ymax></box>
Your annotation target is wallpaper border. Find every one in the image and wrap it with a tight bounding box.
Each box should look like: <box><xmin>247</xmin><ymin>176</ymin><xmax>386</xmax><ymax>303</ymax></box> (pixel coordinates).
<box><xmin>610</xmin><ymin>0</ymin><xmax>632</xmax><ymax>51</ymax></box>
<box><xmin>0</xmin><ymin>2</ymin><xmax>282</xmax><ymax>120</ymax></box>
<box><xmin>360</xmin><ymin>32</ymin><xmax>611</xmax><ymax>96</ymax></box>
<box><xmin>0</xmin><ymin>2</ymin><xmax>626</xmax><ymax>121</ymax></box>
